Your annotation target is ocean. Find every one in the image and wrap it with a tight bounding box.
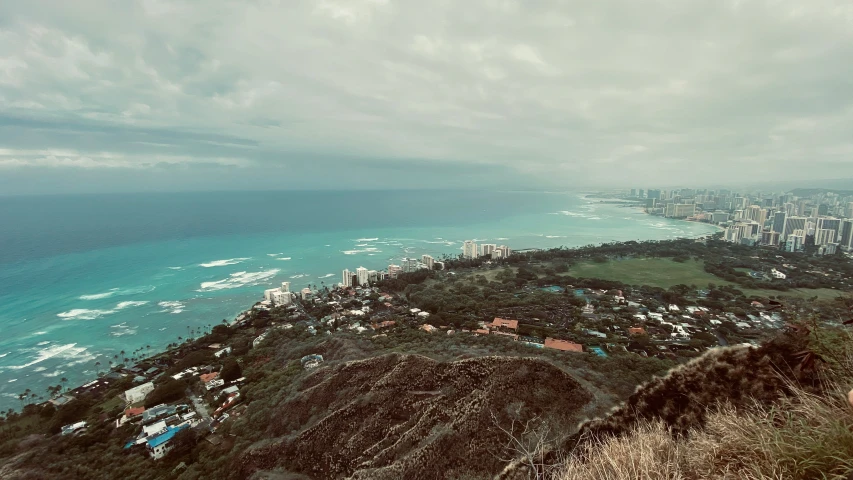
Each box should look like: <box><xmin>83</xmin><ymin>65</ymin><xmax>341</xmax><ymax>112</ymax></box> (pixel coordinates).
<box><xmin>0</xmin><ymin>190</ymin><xmax>717</xmax><ymax>410</ymax></box>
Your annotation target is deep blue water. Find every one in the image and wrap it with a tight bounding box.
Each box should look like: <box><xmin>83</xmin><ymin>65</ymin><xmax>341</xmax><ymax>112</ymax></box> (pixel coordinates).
<box><xmin>0</xmin><ymin>190</ymin><xmax>716</xmax><ymax>410</ymax></box>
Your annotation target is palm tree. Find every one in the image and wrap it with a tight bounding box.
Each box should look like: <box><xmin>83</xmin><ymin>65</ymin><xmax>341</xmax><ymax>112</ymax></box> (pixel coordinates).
<box><xmin>95</xmin><ymin>361</ymin><xmax>101</xmax><ymax>375</ymax></box>
<box><xmin>61</xmin><ymin>377</ymin><xmax>68</xmax><ymax>392</ymax></box>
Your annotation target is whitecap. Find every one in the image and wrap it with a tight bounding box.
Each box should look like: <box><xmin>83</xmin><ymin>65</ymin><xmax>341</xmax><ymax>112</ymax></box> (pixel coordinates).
<box><xmin>197</xmin><ymin>269</ymin><xmax>280</xmax><ymax>292</ymax></box>
<box><xmin>42</xmin><ymin>370</ymin><xmax>63</xmax><ymax>378</ymax></box>
<box><xmin>115</xmin><ymin>301</ymin><xmax>149</xmax><ymax>310</ymax></box>
<box><xmin>6</xmin><ymin>343</ymin><xmax>84</xmax><ymax>370</ymax></box>
<box><xmin>199</xmin><ymin>258</ymin><xmax>250</xmax><ymax>268</ymax></box>
<box><xmin>267</xmin><ymin>253</ymin><xmax>283</xmax><ymax>257</ymax></box>
<box><xmin>289</xmin><ymin>274</ymin><xmax>307</xmax><ymax>279</ymax></box>
<box><xmin>8</xmin><ymin>379</ymin><xmax>17</xmax><ymax>383</ymax></box>
<box><xmin>342</xmin><ymin>248</ymin><xmax>382</xmax><ymax>255</ymax></box>
<box><xmin>496</xmin><ymin>238</ymin><xmax>508</xmax><ymax>240</ymax></box>
<box><xmin>158</xmin><ymin>301</ymin><xmax>185</xmax><ymax>314</ymax></box>
<box><xmin>356</xmin><ymin>237</ymin><xmax>379</xmax><ymax>242</ymax></box>
<box><xmin>277</xmin><ymin>257</ymin><xmax>292</xmax><ymax>261</ymax></box>
<box><xmin>545</xmin><ymin>235</ymin><xmax>566</xmax><ymax>238</ymax></box>
<box><xmin>168</xmin><ymin>266</ymin><xmax>183</xmax><ymax>270</ymax></box>
<box><xmin>57</xmin><ymin>308</ymin><xmax>115</xmax><ymax>320</ymax></box>
<box><xmin>36</xmin><ymin>341</ymin><xmax>50</xmax><ymax>346</ymax></box>
<box><xmin>79</xmin><ymin>288</ymin><xmax>119</xmax><ymax>300</ymax></box>
<box><xmin>0</xmin><ymin>352</ymin><xmax>7</xmax><ymax>358</ymax></box>
<box><xmin>33</xmin><ymin>367</ymin><xmax>47</xmax><ymax>372</ymax></box>
<box><xmin>32</xmin><ymin>331</ymin><xmax>47</xmax><ymax>336</ymax></box>
<box><xmin>318</xmin><ymin>274</ymin><xmax>335</xmax><ymax>279</ymax></box>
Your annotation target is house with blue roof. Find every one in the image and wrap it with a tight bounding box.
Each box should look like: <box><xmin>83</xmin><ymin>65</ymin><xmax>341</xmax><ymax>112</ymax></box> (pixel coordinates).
<box><xmin>147</xmin><ymin>424</ymin><xmax>189</xmax><ymax>459</ymax></box>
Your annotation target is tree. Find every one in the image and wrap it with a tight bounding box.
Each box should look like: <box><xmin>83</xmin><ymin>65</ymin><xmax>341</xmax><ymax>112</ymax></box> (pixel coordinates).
<box><xmin>220</xmin><ymin>358</ymin><xmax>242</xmax><ymax>383</ymax></box>
<box><xmin>145</xmin><ymin>379</ymin><xmax>186</xmax><ymax>408</ymax></box>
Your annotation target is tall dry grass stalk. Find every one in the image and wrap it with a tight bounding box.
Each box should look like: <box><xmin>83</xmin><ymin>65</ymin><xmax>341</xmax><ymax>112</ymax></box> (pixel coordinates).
<box><xmin>557</xmin><ymin>380</ymin><xmax>853</xmax><ymax>480</ymax></box>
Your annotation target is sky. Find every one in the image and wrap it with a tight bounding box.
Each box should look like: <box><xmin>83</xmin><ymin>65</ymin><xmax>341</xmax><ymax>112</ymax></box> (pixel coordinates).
<box><xmin>1</xmin><ymin>0</ymin><xmax>853</xmax><ymax>194</ymax></box>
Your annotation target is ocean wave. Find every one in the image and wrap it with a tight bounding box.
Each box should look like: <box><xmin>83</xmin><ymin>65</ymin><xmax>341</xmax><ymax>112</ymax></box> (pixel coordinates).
<box><xmin>79</xmin><ymin>288</ymin><xmax>119</xmax><ymax>300</ymax></box>
<box><xmin>277</xmin><ymin>257</ymin><xmax>292</xmax><ymax>261</ymax></box>
<box><xmin>168</xmin><ymin>266</ymin><xmax>183</xmax><ymax>270</ymax></box>
<box><xmin>110</xmin><ymin>326</ymin><xmax>138</xmax><ymax>337</ymax></box>
<box><xmin>318</xmin><ymin>274</ymin><xmax>335</xmax><ymax>279</ymax></box>
<box><xmin>289</xmin><ymin>274</ymin><xmax>307</xmax><ymax>279</ymax></box>
<box><xmin>267</xmin><ymin>253</ymin><xmax>283</xmax><ymax>257</ymax></box>
<box><xmin>7</xmin><ymin>379</ymin><xmax>16</xmax><ymax>383</ymax></box>
<box><xmin>545</xmin><ymin>235</ymin><xmax>566</xmax><ymax>238</ymax></box>
<box><xmin>197</xmin><ymin>269</ymin><xmax>280</xmax><ymax>292</ymax></box>
<box><xmin>356</xmin><ymin>237</ymin><xmax>379</xmax><ymax>242</ymax></box>
<box><xmin>57</xmin><ymin>308</ymin><xmax>116</xmax><ymax>320</ymax></box>
<box><xmin>5</xmin><ymin>343</ymin><xmax>85</xmax><ymax>370</ymax></box>
<box><xmin>354</xmin><ymin>243</ymin><xmax>371</xmax><ymax>247</ymax></box>
<box><xmin>116</xmin><ymin>301</ymin><xmax>148</xmax><ymax>310</ymax></box>
<box><xmin>43</xmin><ymin>370</ymin><xmax>64</xmax><ymax>378</ymax></box>
<box><xmin>33</xmin><ymin>366</ymin><xmax>47</xmax><ymax>372</ymax></box>
<box><xmin>423</xmin><ymin>240</ymin><xmax>455</xmax><ymax>245</ymax></box>
<box><xmin>158</xmin><ymin>301</ymin><xmax>185</xmax><ymax>314</ymax></box>
<box><xmin>0</xmin><ymin>353</ymin><xmax>8</xmax><ymax>358</ymax></box>
<box><xmin>342</xmin><ymin>248</ymin><xmax>382</xmax><ymax>255</ymax></box>
<box><xmin>58</xmin><ymin>300</ymin><xmax>149</xmax><ymax>320</ymax></box>
<box><xmin>36</xmin><ymin>341</ymin><xmax>50</xmax><ymax>346</ymax></box>
<box><xmin>78</xmin><ymin>286</ymin><xmax>155</xmax><ymax>300</ymax></box>
<box><xmin>199</xmin><ymin>257</ymin><xmax>250</xmax><ymax>268</ymax></box>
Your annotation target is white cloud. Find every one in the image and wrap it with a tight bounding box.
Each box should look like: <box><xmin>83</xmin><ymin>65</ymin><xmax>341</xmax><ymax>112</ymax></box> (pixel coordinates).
<box><xmin>0</xmin><ymin>0</ymin><xmax>852</xmax><ymax>190</ymax></box>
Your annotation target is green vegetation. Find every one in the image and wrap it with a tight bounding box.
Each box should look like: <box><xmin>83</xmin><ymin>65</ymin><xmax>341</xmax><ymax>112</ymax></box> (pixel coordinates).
<box><xmin>568</xmin><ymin>257</ymin><xmax>721</xmax><ymax>289</ymax></box>
<box><xmin>567</xmin><ymin>257</ymin><xmax>844</xmax><ymax>300</ymax></box>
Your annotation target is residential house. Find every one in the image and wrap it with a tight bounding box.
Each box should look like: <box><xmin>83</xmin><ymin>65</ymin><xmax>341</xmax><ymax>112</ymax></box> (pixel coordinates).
<box><xmin>490</xmin><ymin>318</ymin><xmax>519</xmax><ymax>331</ymax></box>
<box><xmin>124</xmin><ymin>382</ymin><xmax>155</xmax><ymax>404</ymax></box>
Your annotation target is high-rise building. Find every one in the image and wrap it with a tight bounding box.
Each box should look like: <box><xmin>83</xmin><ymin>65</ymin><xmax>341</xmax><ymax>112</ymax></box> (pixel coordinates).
<box><xmin>281</xmin><ymin>282</ymin><xmax>291</xmax><ymax>293</ymax></box>
<box><xmin>647</xmin><ymin>189</ymin><xmax>661</xmax><ymax>200</ymax></box>
<box><xmin>665</xmin><ymin>203</ymin><xmax>695</xmax><ymax>218</ymax></box>
<box><xmin>388</xmin><ymin>264</ymin><xmax>402</xmax><ymax>278</ymax></box>
<box><xmin>463</xmin><ymin>240</ymin><xmax>479</xmax><ymax>259</ymax></box>
<box><xmin>356</xmin><ymin>266</ymin><xmax>369</xmax><ymax>286</ymax></box>
<box><xmin>630</xmin><ymin>188</ymin><xmax>637</xmax><ymax>197</ymax></box>
<box><xmin>782</xmin><ymin>216</ymin><xmax>807</xmax><ymax>242</ymax></box>
<box><xmin>818</xmin><ymin>204</ymin><xmax>829</xmax><ymax>216</ymax></box>
<box><xmin>840</xmin><ymin>219</ymin><xmax>853</xmax><ymax>251</ymax></box>
<box><xmin>480</xmin><ymin>244</ymin><xmax>497</xmax><ymax>257</ymax></box>
<box><xmin>401</xmin><ymin>258</ymin><xmax>419</xmax><ymax>273</ymax></box>
<box><xmin>761</xmin><ymin>231</ymin><xmax>780</xmax><ymax>246</ymax></box>
<box><xmin>772</xmin><ymin>212</ymin><xmax>786</xmax><ymax>233</ymax></box>
<box><xmin>342</xmin><ymin>269</ymin><xmax>353</xmax><ymax>288</ymax></box>
<box><xmin>496</xmin><ymin>245</ymin><xmax>512</xmax><ymax>258</ymax></box>
<box><xmin>639</xmin><ymin>189</ymin><xmax>645</xmax><ymax>198</ymax></box>
<box><xmin>816</xmin><ymin>217</ymin><xmax>841</xmax><ymax>238</ymax></box>
<box><xmin>271</xmin><ymin>290</ymin><xmax>292</xmax><ymax>305</ymax></box>
<box><xmin>785</xmin><ymin>234</ymin><xmax>804</xmax><ymax>252</ymax></box>
<box><xmin>846</xmin><ymin>202</ymin><xmax>853</xmax><ymax>219</ymax></box>
<box><xmin>421</xmin><ymin>254</ymin><xmax>435</xmax><ymax>270</ymax></box>
<box><xmin>815</xmin><ymin>228</ymin><xmax>837</xmax><ymax>246</ymax></box>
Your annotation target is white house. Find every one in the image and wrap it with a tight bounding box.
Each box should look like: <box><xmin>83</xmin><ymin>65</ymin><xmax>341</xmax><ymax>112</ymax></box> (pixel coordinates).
<box><xmin>124</xmin><ymin>382</ymin><xmax>155</xmax><ymax>404</ymax></box>
<box><xmin>214</xmin><ymin>346</ymin><xmax>232</xmax><ymax>358</ymax></box>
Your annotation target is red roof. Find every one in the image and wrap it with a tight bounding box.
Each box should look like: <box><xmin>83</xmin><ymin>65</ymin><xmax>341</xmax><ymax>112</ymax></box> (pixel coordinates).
<box><xmin>200</xmin><ymin>372</ymin><xmax>219</xmax><ymax>383</ymax></box>
<box><xmin>544</xmin><ymin>338</ymin><xmax>583</xmax><ymax>352</ymax></box>
<box><xmin>474</xmin><ymin>329</ymin><xmax>490</xmax><ymax>335</ymax></box>
<box><xmin>628</xmin><ymin>327</ymin><xmax>646</xmax><ymax>335</ymax></box>
<box><xmin>124</xmin><ymin>407</ymin><xmax>145</xmax><ymax>417</ymax></box>
<box><xmin>491</xmin><ymin>318</ymin><xmax>519</xmax><ymax>330</ymax></box>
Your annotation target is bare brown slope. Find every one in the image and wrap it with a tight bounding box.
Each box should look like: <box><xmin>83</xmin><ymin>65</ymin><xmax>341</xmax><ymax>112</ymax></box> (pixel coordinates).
<box><xmin>236</xmin><ymin>354</ymin><xmax>593</xmax><ymax>480</ymax></box>
<box><xmin>499</xmin><ymin>331</ymin><xmax>816</xmax><ymax>479</ymax></box>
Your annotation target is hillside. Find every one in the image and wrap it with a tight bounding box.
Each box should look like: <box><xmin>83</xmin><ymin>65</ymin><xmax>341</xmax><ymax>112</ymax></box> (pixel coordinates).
<box><xmin>236</xmin><ymin>354</ymin><xmax>593</xmax><ymax>479</ymax></box>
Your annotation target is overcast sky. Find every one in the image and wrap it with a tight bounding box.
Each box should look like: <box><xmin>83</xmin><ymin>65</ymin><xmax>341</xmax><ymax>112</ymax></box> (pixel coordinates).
<box><xmin>1</xmin><ymin>0</ymin><xmax>852</xmax><ymax>194</ymax></box>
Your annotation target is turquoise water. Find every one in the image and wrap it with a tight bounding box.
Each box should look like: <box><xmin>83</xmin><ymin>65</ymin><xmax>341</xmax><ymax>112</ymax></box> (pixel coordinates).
<box><xmin>0</xmin><ymin>190</ymin><xmax>716</xmax><ymax>410</ymax></box>
<box><xmin>589</xmin><ymin>346</ymin><xmax>608</xmax><ymax>357</ymax></box>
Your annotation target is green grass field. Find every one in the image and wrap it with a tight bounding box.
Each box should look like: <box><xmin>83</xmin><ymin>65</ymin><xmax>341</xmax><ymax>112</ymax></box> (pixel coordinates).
<box><xmin>566</xmin><ymin>258</ymin><xmax>844</xmax><ymax>300</ymax></box>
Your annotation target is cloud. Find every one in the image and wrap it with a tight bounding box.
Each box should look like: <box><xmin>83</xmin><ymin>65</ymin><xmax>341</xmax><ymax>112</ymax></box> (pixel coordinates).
<box><xmin>0</xmin><ymin>0</ymin><xmax>852</xmax><ymax>193</ymax></box>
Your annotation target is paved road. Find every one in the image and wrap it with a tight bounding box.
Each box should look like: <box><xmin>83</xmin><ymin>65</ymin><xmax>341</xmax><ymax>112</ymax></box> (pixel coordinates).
<box><xmin>187</xmin><ymin>390</ymin><xmax>211</xmax><ymax>421</ymax></box>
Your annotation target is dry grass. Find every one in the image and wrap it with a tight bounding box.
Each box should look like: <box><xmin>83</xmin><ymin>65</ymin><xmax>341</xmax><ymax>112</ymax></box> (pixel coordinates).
<box><xmin>557</xmin><ymin>381</ymin><xmax>853</xmax><ymax>480</ymax></box>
